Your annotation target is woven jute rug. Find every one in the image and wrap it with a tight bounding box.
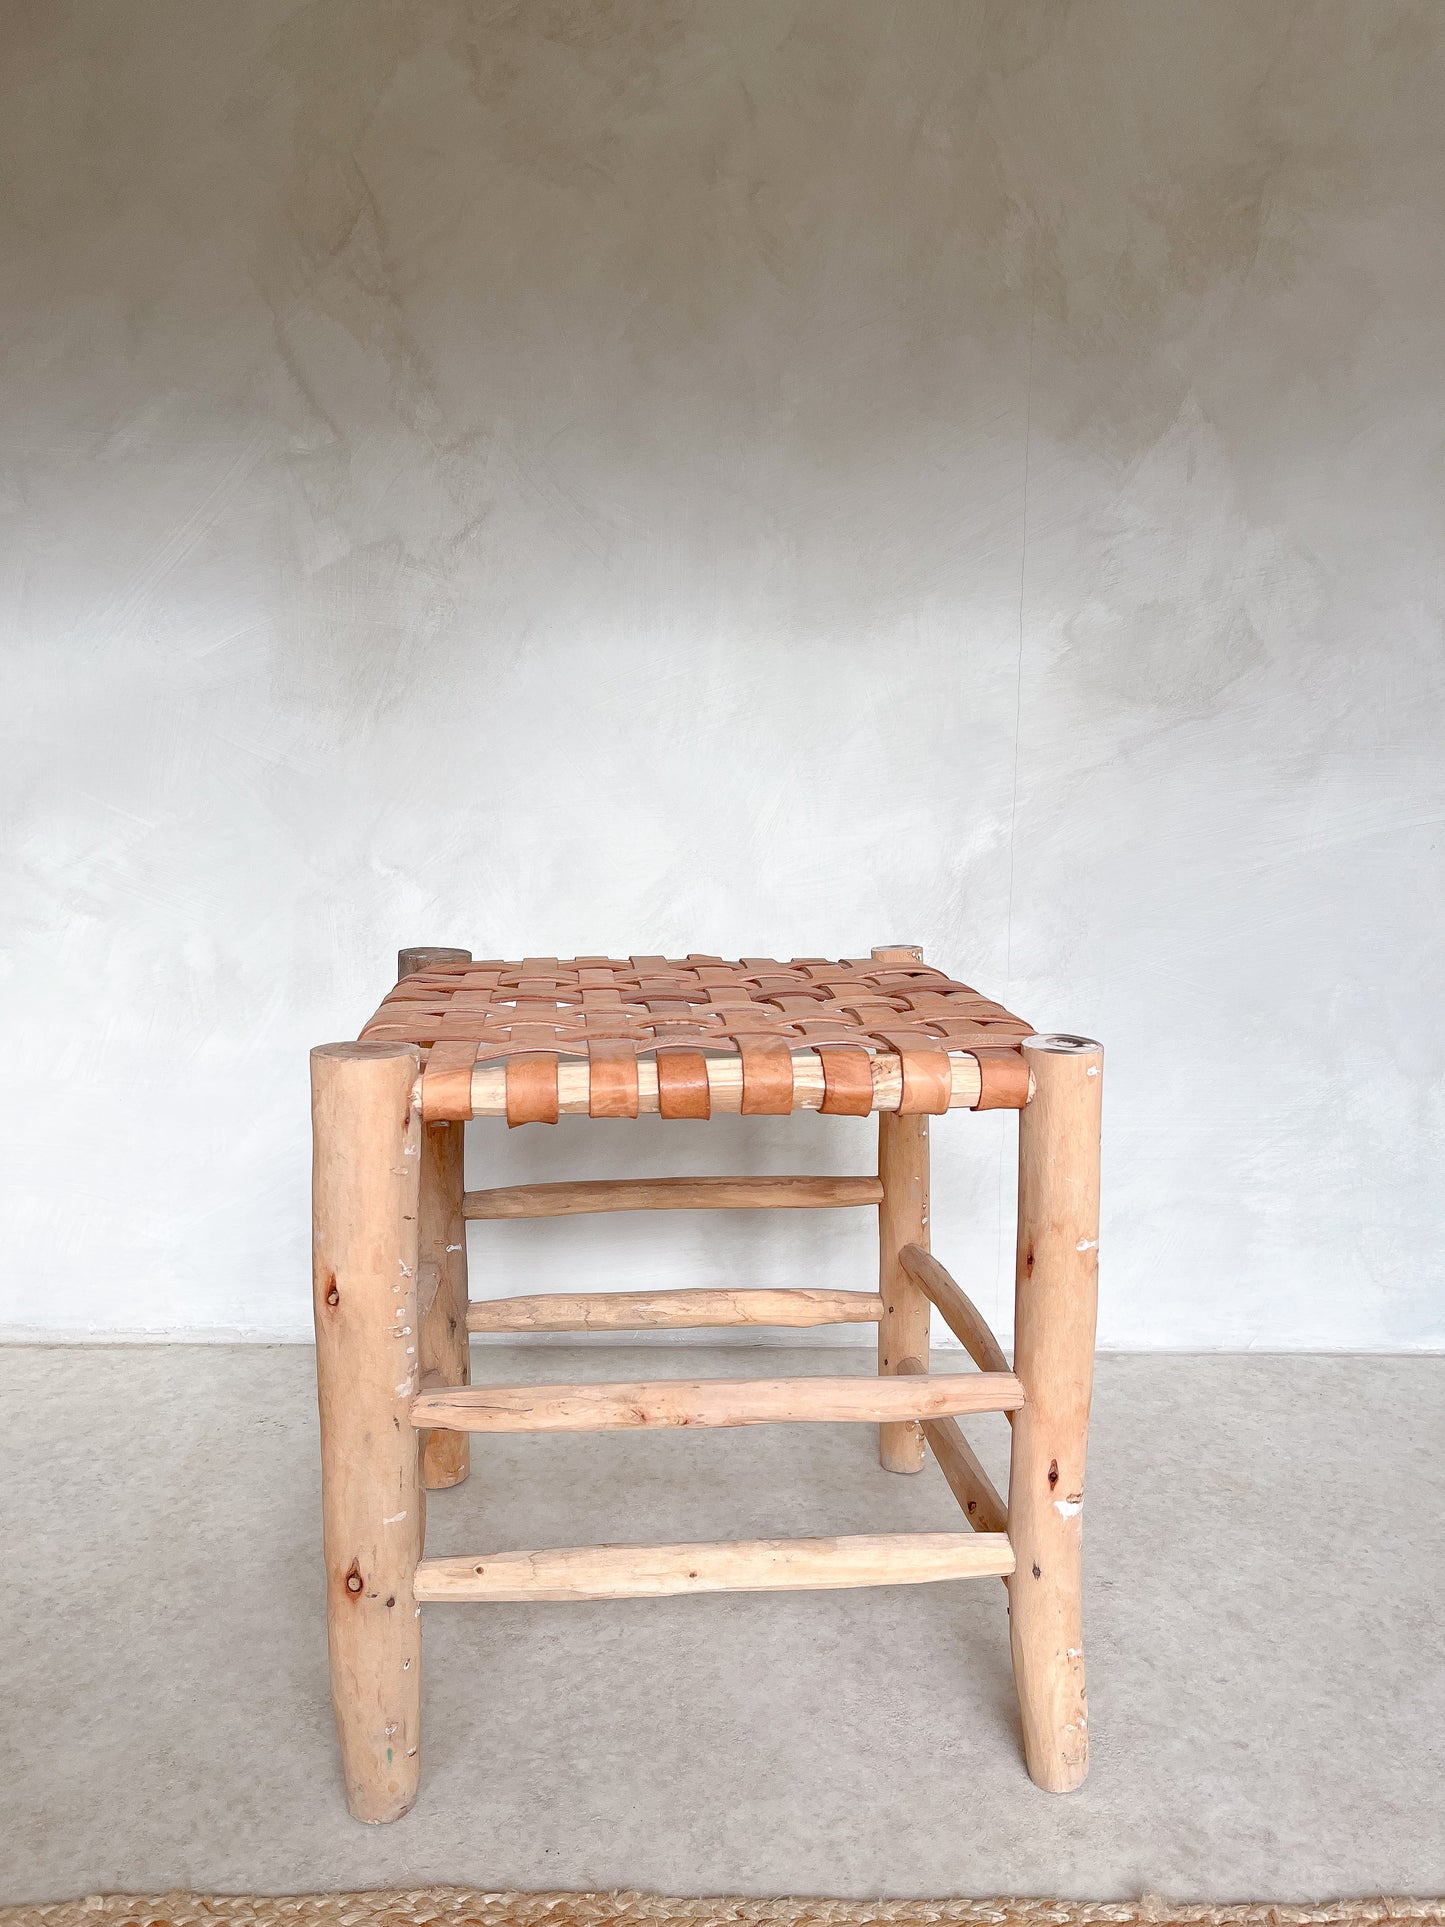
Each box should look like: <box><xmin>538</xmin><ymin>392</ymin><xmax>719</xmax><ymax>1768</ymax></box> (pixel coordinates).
<box><xmin>3</xmin><ymin>1895</ymin><xmax>1443</xmax><ymax>1927</ymax></box>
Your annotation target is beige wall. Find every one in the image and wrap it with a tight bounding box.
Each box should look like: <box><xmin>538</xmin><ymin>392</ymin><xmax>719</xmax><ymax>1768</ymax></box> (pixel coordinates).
<box><xmin>3</xmin><ymin>2</ymin><xmax>1442</xmax><ymax>1344</ymax></box>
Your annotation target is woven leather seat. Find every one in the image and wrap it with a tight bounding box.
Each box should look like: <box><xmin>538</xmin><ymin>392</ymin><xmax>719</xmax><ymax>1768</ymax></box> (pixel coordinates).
<box><xmin>361</xmin><ymin>953</ymin><xmax>1034</xmax><ymax>1125</ymax></box>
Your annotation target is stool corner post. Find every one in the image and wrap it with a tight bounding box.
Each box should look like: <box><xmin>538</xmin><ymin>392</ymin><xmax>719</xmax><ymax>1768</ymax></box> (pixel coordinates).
<box><xmin>310</xmin><ymin>1039</ymin><xmax>426</xmax><ymax>1823</ymax></box>
<box><xmin>877</xmin><ymin>1107</ymin><xmax>931</xmax><ymax>1474</ymax></box>
<box><xmin>420</xmin><ymin>1116</ymin><xmax>471</xmax><ymax>1489</ymax></box>
<box><xmin>1006</xmin><ymin>1032</ymin><xmax>1103</xmax><ymax>1792</ymax></box>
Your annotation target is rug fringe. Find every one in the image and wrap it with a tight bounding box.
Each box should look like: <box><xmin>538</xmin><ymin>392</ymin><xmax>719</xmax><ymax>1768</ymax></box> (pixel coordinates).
<box><xmin>3</xmin><ymin>1893</ymin><xmax>1443</xmax><ymax>1927</ymax></box>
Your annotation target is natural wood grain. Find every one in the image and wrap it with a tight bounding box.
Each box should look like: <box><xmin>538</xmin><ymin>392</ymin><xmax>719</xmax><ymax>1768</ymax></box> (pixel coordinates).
<box><xmin>418</xmin><ymin>1121</ymin><xmax>470</xmax><ymax>1488</ymax></box>
<box><xmin>895</xmin><ymin>1359</ymin><xmax>1010</xmax><ymax>1539</ymax></box>
<box><xmin>403</xmin><ymin>950</ymin><xmax>472</xmax><ymax>1490</ymax></box>
<box><xmin>411</xmin><ymin>1371</ymin><xmax>1024</xmax><ymax>1435</ymax></box>
<box><xmin>311</xmin><ymin>1040</ymin><xmax>424</xmax><ymax>1825</ymax></box>
<box><xmin>923</xmin><ymin>1415</ymin><xmax>1010</xmax><ymax>1538</ymax></box>
<box><xmin>463</xmin><ymin>1175</ymin><xmax>883</xmax><ymax>1219</ymax></box>
<box><xmin>876</xmin><ymin>961</ymin><xmax>931</xmax><ymax>1470</ymax></box>
<box><xmin>466</xmin><ymin>1288</ymin><xmax>885</xmax><ymax>1333</ymax></box>
<box><xmin>413</xmin><ymin>1531</ymin><xmax>1015</xmax><ymax>1601</ymax></box>
<box><xmin>1008</xmin><ymin>1033</ymin><xmax>1103</xmax><ymax>1794</ymax></box>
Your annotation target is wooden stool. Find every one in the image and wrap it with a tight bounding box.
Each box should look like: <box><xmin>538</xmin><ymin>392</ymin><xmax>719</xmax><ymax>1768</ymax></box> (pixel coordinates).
<box><xmin>311</xmin><ymin>946</ymin><xmax>1102</xmax><ymax>1822</ymax></box>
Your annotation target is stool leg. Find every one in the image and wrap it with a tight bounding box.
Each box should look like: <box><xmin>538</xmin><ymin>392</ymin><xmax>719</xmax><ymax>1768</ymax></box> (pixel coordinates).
<box><xmin>396</xmin><ymin>944</ymin><xmax>473</xmax><ymax>1491</ymax></box>
<box><xmin>1007</xmin><ymin>1034</ymin><xmax>1103</xmax><ymax>1792</ymax></box>
<box><xmin>878</xmin><ymin>1111</ymin><xmax>930</xmax><ymax>1472</ymax></box>
<box><xmin>311</xmin><ymin>1040</ymin><xmax>425</xmax><ymax>1824</ymax></box>
<box><xmin>420</xmin><ymin>1119</ymin><xmax>470</xmax><ymax>1488</ymax></box>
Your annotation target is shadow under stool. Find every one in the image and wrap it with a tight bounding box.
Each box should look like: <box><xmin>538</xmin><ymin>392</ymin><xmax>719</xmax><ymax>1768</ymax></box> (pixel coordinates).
<box><xmin>310</xmin><ymin>944</ymin><xmax>1102</xmax><ymax>1822</ymax></box>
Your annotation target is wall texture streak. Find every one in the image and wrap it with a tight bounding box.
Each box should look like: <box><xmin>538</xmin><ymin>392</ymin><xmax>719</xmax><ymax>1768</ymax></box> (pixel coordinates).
<box><xmin>3</xmin><ymin>1</ymin><xmax>1442</xmax><ymax>1346</ymax></box>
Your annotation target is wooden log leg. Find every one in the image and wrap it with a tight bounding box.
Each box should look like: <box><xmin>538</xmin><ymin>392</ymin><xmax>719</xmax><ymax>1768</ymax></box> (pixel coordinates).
<box><xmin>397</xmin><ymin>945</ymin><xmax>473</xmax><ymax>1491</ymax></box>
<box><xmin>873</xmin><ymin>943</ymin><xmax>930</xmax><ymax>1472</ymax></box>
<box><xmin>877</xmin><ymin>1111</ymin><xmax>931</xmax><ymax>1472</ymax></box>
<box><xmin>1007</xmin><ymin>1033</ymin><xmax>1103</xmax><ymax>1793</ymax></box>
<box><xmin>312</xmin><ymin>1040</ymin><xmax>425</xmax><ymax>1824</ymax></box>
<box><xmin>419</xmin><ymin>1119</ymin><xmax>470</xmax><ymax>1488</ymax></box>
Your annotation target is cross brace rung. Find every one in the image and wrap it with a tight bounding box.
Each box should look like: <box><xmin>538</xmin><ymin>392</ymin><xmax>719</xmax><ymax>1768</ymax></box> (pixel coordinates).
<box><xmin>411</xmin><ymin>1371</ymin><xmax>1024</xmax><ymax>1434</ymax></box>
<box><xmin>413</xmin><ymin>1531</ymin><xmax>1016</xmax><ymax>1601</ymax></box>
<box><xmin>463</xmin><ymin>1175</ymin><xmax>883</xmax><ymax>1219</ymax></box>
<box><xmin>466</xmin><ymin>1287</ymin><xmax>884</xmax><ymax>1333</ymax></box>
<box><xmin>901</xmin><ymin>1244</ymin><xmax>1012</xmax><ymax>1382</ymax></box>
<box><xmin>897</xmin><ymin>1358</ymin><xmax>1011</xmax><ymax>1538</ymax></box>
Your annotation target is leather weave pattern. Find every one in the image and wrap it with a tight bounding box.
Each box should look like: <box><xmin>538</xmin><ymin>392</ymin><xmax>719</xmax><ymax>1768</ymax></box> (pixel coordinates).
<box><xmin>360</xmin><ymin>956</ymin><xmax>1033</xmax><ymax>1125</ymax></box>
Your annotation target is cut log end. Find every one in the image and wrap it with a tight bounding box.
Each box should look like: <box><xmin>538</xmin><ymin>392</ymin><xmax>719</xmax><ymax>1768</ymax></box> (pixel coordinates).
<box><xmin>312</xmin><ymin>1040</ymin><xmax>421</xmax><ymax>1063</ymax></box>
<box><xmin>398</xmin><ymin>945</ymin><xmax>472</xmax><ymax>981</ymax></box>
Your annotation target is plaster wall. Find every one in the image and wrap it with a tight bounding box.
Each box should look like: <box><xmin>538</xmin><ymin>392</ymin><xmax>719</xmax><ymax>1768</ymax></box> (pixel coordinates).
<box><xmin>3</xmin><ymin>1</ymin><xmax>1442</xmax><ymax>1347</ymax></box>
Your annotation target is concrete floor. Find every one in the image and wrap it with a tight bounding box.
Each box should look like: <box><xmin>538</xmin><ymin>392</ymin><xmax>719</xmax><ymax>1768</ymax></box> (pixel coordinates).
<box><xmin>2</xmin><ymin>1345</ymin><xmax>1443</xmax><ymax>1904</ymax></box>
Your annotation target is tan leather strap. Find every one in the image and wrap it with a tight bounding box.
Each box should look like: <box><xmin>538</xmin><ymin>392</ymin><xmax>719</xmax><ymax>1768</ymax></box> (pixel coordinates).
<box><xmin>897</xmin><ymin>1048</ymin><xmax>953</xmax><ymax>1115</ymax></box>
<box><xmin>505</xmin><ymin>1053</ymin><xmax>559</xmax><ymax>1127</ymax></box>
<box><xmin>737</xmin><ymin>1036</ymin><xmax>794</xmax><ymax>1114</ymax></box>
<box><xmin>359</xmin><ymin>953</ymin><xmax>1037</xmax><ymax>1125</ymax></box>
<box><xmin>816</xmin><ymin>1045</ymin><xmax>874</xmax><ymax>1116</ymax></box>
<box><xmin>656</xmin><ymin>1048</ymin><xmax>711</xmax><ymax>1119</ymax></box>
<box><xmin>587</xmin><ymin>1039</ymin><xmax>640</xmax><ymax>1119</ymax></box>
<box><xmin>970</xmin><ymin>1047</ymin><xmax>1033</xmax><ymax>1110</ymax></box>
<box><xmin>421</xmin><ymin>1042</ymin><xmax>481</xmax><ymax>1122</ymax></box>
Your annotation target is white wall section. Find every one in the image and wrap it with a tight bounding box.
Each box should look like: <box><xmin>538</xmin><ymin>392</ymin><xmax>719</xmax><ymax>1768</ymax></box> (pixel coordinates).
<box><xmin>3</xmin><ymin>2</ymin><xmax>1442</xmax><ymax>1346</ymax></box>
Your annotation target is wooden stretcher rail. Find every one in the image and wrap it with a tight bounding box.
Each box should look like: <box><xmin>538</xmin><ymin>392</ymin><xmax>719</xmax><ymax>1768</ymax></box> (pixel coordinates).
<box><xmin>411</xmin><ymin>1371</ymin><xmax>1025</xmax><ymax>1434</ymax></box>
<box><xmin>466</xmin><ymin>1287</ymin><xmax>885</xmax><ymax>1333</ymax></box>
<box><xmin>895</xmin><ymin>1362</ymin><xmax>1011</xmax><ymax>1541</ymax></box>
<box><xmin>412</xmin><ymin>1531</ymin><xmax>1016</xmax><ymax>1601</ymax></box>
<box><xmin>463</xmin><ymin>1175</ymin><xmax>883</xmax><ymax>1219</ymax></box>
<box><xmin>461</xmin><ymin>1051</ymin><xmax>1026</xmax><ymax>1118</ymax></box>
<box><xmin>924</xmin><ymin>1416</ymin><xmax>1010</xmax><ymax>1537</ymax></box>
<box><xmin>900</xmin><ymin>1243</ymin><xmax>1012</xmax><ymax>1379</ymax></box>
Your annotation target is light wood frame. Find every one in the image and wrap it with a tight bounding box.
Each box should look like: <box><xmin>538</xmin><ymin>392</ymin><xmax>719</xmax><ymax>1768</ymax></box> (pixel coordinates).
<box><xmin>311</xmin><ymin>945</ymin><xmax>1102</xmax><ymax>1821</ymax></box>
